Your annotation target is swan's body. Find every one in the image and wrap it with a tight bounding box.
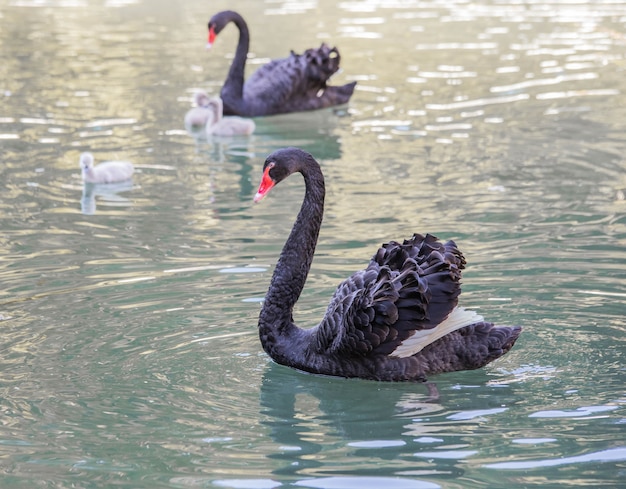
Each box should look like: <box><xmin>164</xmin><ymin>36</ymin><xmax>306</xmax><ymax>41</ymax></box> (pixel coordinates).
<box><xmin>79</xmin><ymin>152</ymin><xmax>134</xmax><ymax>184</ymax></box>
<box><xmin>253</xmin><ymin>148</ymin><xmax>521</xmax><ymax>382</ymax></box>
<box><xmin>204</xmin><ymin>96</ymin><xmax>255</xmax><ymax>137</ymax></box>
<box><xmin>207</xmin><ymin>10</ymin><xmax>356</xmax><ymax>117</ymax></box>
<box><xmin>184</xmin><ymin>91</ymin><xmax>255</xmax><ymax>137</ymax></box>
<box><xmin>184</xmin><ymin>91</ymin><xmax>213</xmax><ymax>129</ymax></box>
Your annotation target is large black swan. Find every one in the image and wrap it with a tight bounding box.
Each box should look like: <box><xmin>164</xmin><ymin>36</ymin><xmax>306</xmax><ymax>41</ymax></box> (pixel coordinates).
<box><xmin>207</xmin><ymin>10</ymin><xmax>356</xmax><ymax>117</ymax></box>
<box><xmin>253</xmin><ymin>148</ymin><xmax>522</xmax><ymax>382</ymax></box>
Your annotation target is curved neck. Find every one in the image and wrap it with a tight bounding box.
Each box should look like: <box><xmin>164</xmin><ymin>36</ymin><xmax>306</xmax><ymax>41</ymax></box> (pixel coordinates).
<box><xmin>222</xmin><ymin>12</ymin><xmax>249</xmax><ymax>104</ymax></box>
<box><xmin>260</xmin><ymin>162</ymin><xmax>325</xmax><ymax>336</ymax></box>
<box><xmin>209</xmin><ymin>99</ymin><xmax>223</xmax><ymax>125</ymax></box>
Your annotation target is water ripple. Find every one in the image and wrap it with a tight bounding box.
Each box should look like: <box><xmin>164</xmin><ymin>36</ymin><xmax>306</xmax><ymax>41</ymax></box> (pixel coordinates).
<box><xmin>484</xmin><ymin>446</ymin><xmax>626</xmax><ymax>470</ymax></box>
<box><xmin>447</xmin><ymin>408</ymin><xmax>508</xmax><ymax>421</ymax></box>
<box><xmin>491</xmin><ymin>72</ymin><xmax>598</xmax><ymax>93</ymax></box>
<box><xmin>294</xmin><ymin>477</ymin><xmax>440</xmax><ymax>489</ymax></box>
<box><xmin>529</xmin><ymin>405</ymin><xmax>619</xmax><ymax>418</ymax></box>
<box><xmin>425</xmin><ymin>93</ymin><xmax>530</xmax><ymax>111</ymax></box>
<box><xmin>1</xmin><ymin>0</ymin><xmax>625</xmax><ymax>487</ymax></box>
<box><xmin>414</xmin><ymin>450</ymin><xmax>478</xmax><ymax>460</ymax></box>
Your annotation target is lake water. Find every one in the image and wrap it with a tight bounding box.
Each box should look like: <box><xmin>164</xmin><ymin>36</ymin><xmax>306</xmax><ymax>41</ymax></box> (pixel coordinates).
<box><xmin>0</xmin><ymin>0</ymin><xmax>625</xmax><ymax>487</ymax></box>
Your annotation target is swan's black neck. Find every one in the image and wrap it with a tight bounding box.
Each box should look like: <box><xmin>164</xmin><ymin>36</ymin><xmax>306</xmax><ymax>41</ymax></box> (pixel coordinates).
<box><xmin>259</xmin><ymin>159</ymin><xmax>325</xmax><ymax>345</ymax></box>
<box><xmin>221</xmin><ymin>11</ymin><xmax>249</xmax><ymax>110</ymax></box>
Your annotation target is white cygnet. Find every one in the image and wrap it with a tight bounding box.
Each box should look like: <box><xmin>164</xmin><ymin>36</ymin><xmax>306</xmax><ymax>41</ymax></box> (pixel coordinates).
<box><xmin>79</xmin><ymin>152</ymin><xmax>134</xmax><ymax>184</ymax></box>
<box><xmin>205</xmin><ymin>96</ymin><xmax>255</xmax><ymax>137</ymax></box>
<box><xmin>184</xmin><ymin>91</ymin><xmax>212</xmax><ymax>130</ymax></box>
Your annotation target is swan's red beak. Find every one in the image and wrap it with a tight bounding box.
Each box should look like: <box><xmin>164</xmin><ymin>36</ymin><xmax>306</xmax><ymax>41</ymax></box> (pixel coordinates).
<box><xmin>206</xmin><ymin>26</ymin><xmax>217</xmax><ymax>49</ymax></box>
<box><xmin>254</xmin><ymin>165</ymin><xmax>276</xmax><ymax>203</ymax></box>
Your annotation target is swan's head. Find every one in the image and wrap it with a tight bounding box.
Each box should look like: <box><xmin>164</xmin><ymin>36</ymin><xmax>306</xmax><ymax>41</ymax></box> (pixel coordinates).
<box><xmin>206</xmin><ymin>25</ymin><xmax>217</xmax><ymax>49</ymax></box>
<box><xmin>207</xmin><ymin>10</ymin><xmax>241</xmax><ymax>49</ymax></box>
<box><xmin>79</xmin><ymin>152</ymin><xmax>95</xmax><ymax>171</ymax></box>
<box><xmin>194</xmin><ymin>91</ymin><xmax>210</xmax><ymax>108</ymax></box>
<box><xmin>253</xmin><ymin>148</ymin><xmax>314</xmax><ymax>203</ymax></box>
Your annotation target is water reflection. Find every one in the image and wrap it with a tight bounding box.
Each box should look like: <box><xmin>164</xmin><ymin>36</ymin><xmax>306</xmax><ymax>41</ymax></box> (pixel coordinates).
<box><xmin>260</xmin><ymin>364</ymin><xmax>442</xmax><ymax>478</ymax></box>
<box><xmin>484</xmin><ymin>446</ymin><xmax>626</xmax><ymax>470</ymax></box>
<box><xmin>184</xmin><ymin>108</ymin><xmax>347</xmax><ymax>199</ymax></box>
<box><xmin>80</xmin><ymin>180</ymin><xmax>134</xmax><ymax>215</ymax></box>
<box><xmin>245</xmin><ymin>110</ymin><xmax>346</xmax><ymax>162</ymax></box>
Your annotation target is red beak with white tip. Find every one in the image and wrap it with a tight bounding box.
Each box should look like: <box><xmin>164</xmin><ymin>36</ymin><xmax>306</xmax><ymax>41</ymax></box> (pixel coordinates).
<box><xmin>254</xmin><ymin>164</ymin><xmax>276</xmax><ymax>203</ymax></box>
<box><xmin>206</xmin><ymin>26</ymin><xmax>217</xmax><ymax>49</ymax></box>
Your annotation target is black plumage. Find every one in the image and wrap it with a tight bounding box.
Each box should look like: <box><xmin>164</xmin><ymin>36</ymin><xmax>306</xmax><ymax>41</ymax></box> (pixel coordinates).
<box><xmin>207</xmin><ymin>11</ymin><xmax>356</xmax><ymax>117</ymax></box>
<box><xmin>254</xmin><ymin>147</ymin><xmax>521</xmax><ymax>381</ymax></box>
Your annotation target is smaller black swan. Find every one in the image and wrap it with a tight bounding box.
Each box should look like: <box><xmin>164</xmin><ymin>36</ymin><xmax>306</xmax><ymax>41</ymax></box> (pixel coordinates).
<box><xmin>207</xmin><ymin>10</ymin><xmax>356</xmax><ymax>117</ymax></box>
<box><xmin>253</xmin><ymin>148</ymin><xmax>521</xmax><ymax>382</ymax></box>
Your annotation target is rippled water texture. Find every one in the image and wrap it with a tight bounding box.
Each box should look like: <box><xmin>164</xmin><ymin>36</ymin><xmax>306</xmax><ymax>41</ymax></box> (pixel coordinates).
<box><xmin>0</xmin><ymin>0</ymin><xmax>624</xmax><ymax>488</ymax></box>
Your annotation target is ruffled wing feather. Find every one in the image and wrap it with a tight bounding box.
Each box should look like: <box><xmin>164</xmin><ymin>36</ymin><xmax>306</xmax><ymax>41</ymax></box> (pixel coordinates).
<box><xmin>242</xmin><ymin>44</ymin><xmax>355</xmax><ymax>115</ymax></box>
<box><xmin>313</xmin><ymin>234</ymin><xmax>473</xmax><ymax>358</ymax></box>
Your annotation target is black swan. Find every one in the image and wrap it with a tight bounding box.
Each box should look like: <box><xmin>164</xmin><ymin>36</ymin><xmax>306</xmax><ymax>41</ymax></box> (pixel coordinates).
<box><xmin>253</xmin><ymin>148</ymin><xmax>522</xmax><ymax>382</ymax></box>
<box><xmin>207</xmin><ymin>10</ymin><xmax>356</xmax><ymax>117</ymax></box>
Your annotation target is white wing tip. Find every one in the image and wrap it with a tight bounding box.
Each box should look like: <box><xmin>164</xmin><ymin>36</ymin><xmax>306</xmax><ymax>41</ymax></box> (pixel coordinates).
<box><xmin>391</xmin><ymin>307</ymin><xmax>484</xmax><ymax>358</ymax></box>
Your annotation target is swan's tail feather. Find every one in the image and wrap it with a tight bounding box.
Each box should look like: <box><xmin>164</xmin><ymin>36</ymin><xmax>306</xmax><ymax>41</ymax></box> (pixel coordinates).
<box><xmin>420</xmin><ymin>322</ymin><xmax>522</xmax><ymax>375</ymax></box>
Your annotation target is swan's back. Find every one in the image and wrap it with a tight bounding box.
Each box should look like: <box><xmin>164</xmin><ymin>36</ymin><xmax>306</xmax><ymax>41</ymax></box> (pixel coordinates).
<box><xmin>241</xmin><ymin>45</ymin><xmax>353</xmax><ymax>116</ymax></box>
<box><xmin>315</xmin><ymin>235</ymin><xmax>463</xmax><ymax>353</ymax></box>
<box><xmin>245</xmin><ymin>44</ymin><xmax>340</xmax><ymax>95</ymax></box>
<box><xmin>305</xmin><ymin>234</ymin><xmax>521</xmax><ymax>381</ymax></box>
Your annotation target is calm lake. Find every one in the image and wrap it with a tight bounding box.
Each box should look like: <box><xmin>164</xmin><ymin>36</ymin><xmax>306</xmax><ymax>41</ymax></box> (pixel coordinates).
<box><xmin>0</xmin><ymin>0</ymin><xmax>624</xmax><ymax>487</ymax></box>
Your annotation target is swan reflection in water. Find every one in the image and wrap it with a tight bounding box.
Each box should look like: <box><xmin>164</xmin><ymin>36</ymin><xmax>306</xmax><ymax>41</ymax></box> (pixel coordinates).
<box><xmin>80</xmin><ymin>180</ymin><xmax>135</xmax><ymax>215</ymax></box>
<box><xmin>259</xmin><ymin>363</ymin><xmax>443</xmax><ymax>478</ymax></box>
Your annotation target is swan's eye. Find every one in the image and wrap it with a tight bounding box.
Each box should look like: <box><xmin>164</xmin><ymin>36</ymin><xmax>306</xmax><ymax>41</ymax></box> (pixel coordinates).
<box><xmin>264</xmin><ymin>161</ymin><xmax>276</xmax><ymax>178</ymax></box>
